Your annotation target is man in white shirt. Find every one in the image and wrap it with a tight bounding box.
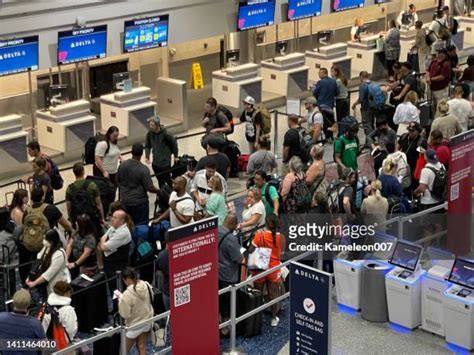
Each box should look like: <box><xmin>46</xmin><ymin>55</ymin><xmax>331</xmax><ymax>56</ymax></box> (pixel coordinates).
<box><xmin>299</xmin><ymin>97</ymin><xmax>324</xmax><ymax>143</ymax></box>
<box><xmin>397</xmin><ymin>4</ymin><xmax>418</xmax><ymax>29</ymax></box>
<box><xmin>414</xmin><ymin>150</ymin><xmax>445</xmax><ymax>208</ymax></box>
<box><xmin>153</xmin><ymin>176</ymin><xmax>194</xmax><ymax>228</ymax></box>
<box><xmin>191</xmin><ymin>160</ymin><xmax>227</xmax><ymax>212</ymax></box>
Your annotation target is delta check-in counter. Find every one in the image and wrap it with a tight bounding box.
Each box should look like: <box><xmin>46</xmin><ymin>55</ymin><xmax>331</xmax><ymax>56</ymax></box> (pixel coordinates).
<box><xmin>347</xmin><ymin>35</ymin><xmax>386</xmax><ymax>80</ymax></box>
<box><xmin>260</xmin><ymin>53</ymin><xmax>309</xmax><ymax>98</ymax></box>
<box><xmin>305</xmin><ymin>43</ymin><xmax>352</xmax><ymax>84</ymax></box>
<box><xmin>36</xmin><ymin>100</ymin><xmax>96</xmax><ymax>153</ymax></box>
<box><xmin>212</xmin><ymin>63</ymin><xmax>262</xmax><ymax>109</ymax></box>
<box><xmin>459</xmin><ymin>16</ymin><xmax>474</xmax><ymax>47</ymax></box>
<box><xmin>0</xmin><ymin>114</ymin><xmax>28</xmax><ymax>168</ymax></box>
<box><xmin>100</xmin><ymin>87</ymin><xmax>156</xmax><ymax>141</ymax></box>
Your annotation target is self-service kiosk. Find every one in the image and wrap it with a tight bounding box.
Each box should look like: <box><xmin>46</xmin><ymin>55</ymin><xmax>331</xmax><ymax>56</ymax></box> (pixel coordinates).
<box><xmin>385</xmin><ymin>241</ymin><xmax>426</xmax><ymax>329</ymax></box>
<box><xmin>421</xmin><ymin>248</ymin><xmax>455</xmax><ymax>336</ymax></box>
<box><xmin>444</xmin><ymin>258</ymin><xmax>474</xmax><ymax>351</ymax></box>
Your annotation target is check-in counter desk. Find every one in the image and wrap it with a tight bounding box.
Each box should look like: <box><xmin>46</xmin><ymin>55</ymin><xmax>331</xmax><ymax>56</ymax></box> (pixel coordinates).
<box><xmin>347</xmin><ymin>35</ymin><xmax>386</xmax><ymax>80</ymax></box>
<box><xmin>36</xmin><ymin>100</ymin><xmax>95</xmax><ymax>153</ymax></box>
<box><xmin>305</xmin><ymin>43</ymin><xmax>352</xmax><ymax>84</ymax></box>
<box><xmin>260</xmin><ymin>53</ymin><xmax>309</xmax><ymax>98</ymax></box>
<box><xmin>459</xmin><ymin>17</ymin><xmax>474</xmax><ymax>47</ymax></box>
<box><xmin>100</xmin><ymin>87</ymin><xmax>156</xmax><ymax>141</ymax></box>
<box><xmin>452</xmin><ymin>28</ymin><xmax>466</xmax><ymax>51</ymax></box>
<box><xmin>0</xmin><ymin>114</ymin><xmax>28</xmax><ymax>167</ymax></box>
<box><xmin>212</xmin><ymin>63</ymin><xmax>262</xmax><ymax>109</ymax></box>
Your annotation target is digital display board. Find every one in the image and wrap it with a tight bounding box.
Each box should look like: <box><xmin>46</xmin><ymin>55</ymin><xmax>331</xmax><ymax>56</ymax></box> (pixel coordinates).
<box><xmin>332</xmin><ymin>0</ymin><xmax>365</xmax><ymax>12</ymax></box>
<box><xmin>449</xmin><ymin>258</ymin><xmax>474</xmax><ymax>289</ymax></box>
<box><xmin>237</xmin><ymin>0</ymin><xmax>276</xmax><ymax>31</ymax></box>
<box><xmin>389</xmin><ymin>241</ymin><xmax>423</xmax><ymax>272</ymax></box>
<box><xmin>288</xmin><ymin>0</ymin><xmax>322</xmax><ymax>21</ymax></box>
<box><xmin>0</xmin><ymin>35</ymin><xmax>39</xmax><ymax>76</ymax></box>
<box><xmin>123</xmin><ymin>15</ymin><xmax>169</xmax><ymax>53</ymax></box>
<box><xmin>57</xmin><ymin>25</ymin><xmax>107</xmax><ymax>65</ymax></box>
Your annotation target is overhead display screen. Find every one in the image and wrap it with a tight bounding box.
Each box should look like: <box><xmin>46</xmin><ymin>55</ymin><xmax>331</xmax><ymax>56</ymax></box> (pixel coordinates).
<box><xmin>288</xmin><ymin>0</ymin><xmax>322</xmax><ymax>20</ymax></box>
<box><xmin>57</xmin><ymin>25</ymin><xmax>107</xmax><ymax>65</ymax></box>
<box><xmin>237</xmin><ymin>0</ymin><xmax>276</xmax><ymax>31</ymax></box>
<box><xmin>0</xmin><ymin>35</ymin><xmax>39</xmax><ymax>76</ymax></box>
<box><xmin>123</xmin><ymin>15</ymin><xmax>169</xmax><ymax>53</ymax></box>
<box><xmin>332</xmin><ymin>0</ymin><xmax>365</xmax><ymax>12</ymax></box>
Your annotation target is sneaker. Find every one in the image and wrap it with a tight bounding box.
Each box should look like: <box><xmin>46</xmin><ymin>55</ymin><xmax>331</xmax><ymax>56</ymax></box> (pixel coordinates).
<box><xmin>271</xmin><ymin>316</ymin><xmax>280</xmax><ymax>327</ymax></box>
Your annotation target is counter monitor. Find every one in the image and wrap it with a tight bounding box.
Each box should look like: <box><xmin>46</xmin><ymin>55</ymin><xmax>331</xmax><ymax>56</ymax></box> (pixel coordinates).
<box><xmin>237</xmin><ymin>0</ymin><xmax>276</xmax><ymax>31</ymax></box>
<box><xmin>448</xmin><ymin>258</ymin><xmax>474</xmax><ymax>290</ymax></box>
<box><xmin>389</xmin><ymin>241</ymin><xmax>423</xmax><ymax>272</ymax></box>
<box><xmin>332</xmin><ymin>0</ymin><xmax>365</xmax><ymax>12</ymax></box>
<box><xmin>57</xmin><ymin>25</ymin><xmax>107</xmax><ymax>65</ymax></box>
<box><xmin>288</xmin><ymin>0</ymin><xmax>322</xmax><ymax>21</ymax></box>
<box><xmin>123</xmin><ymin>15</ymin><xmax>169</xmax><ymax>53</ymax></box>
<box><xmin>0</xmin><ymin>35</ymin><xmax>39</xmax><ymax>76</ymax></box>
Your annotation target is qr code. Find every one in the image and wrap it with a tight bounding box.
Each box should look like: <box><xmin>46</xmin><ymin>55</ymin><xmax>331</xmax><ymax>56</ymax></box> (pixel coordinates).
<box><xmin>450</xmin><ymin>183</ymin><xmax>459</xmax><ymax>201</ymax></box>
<box><xmin>174</xmin><ymin>284</ymin><xmax>190</xmax><ymax>307</ymax></box>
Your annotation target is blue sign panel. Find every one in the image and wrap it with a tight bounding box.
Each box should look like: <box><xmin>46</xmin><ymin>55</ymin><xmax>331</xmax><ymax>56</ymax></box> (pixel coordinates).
<box><xmin>0</xmin><ymin>35</ymin><xmax>39</xmax><ymax>76</ymax></box>
<box><xmin>290</xmin><ymin>262</ymin><xmax>332</xmax><ymax>355</ymax></box>
<box><xmin>57</xmin><ymin>25</ymin><xmax>107</xmax><ymax>65</ymax></box>
<box><xmin>288</xmin><ymin>0</ymin><xmax>322</xmax><ymax>21</ymax></box>
<box><xmin>237</xmin><ymin>0</ymin><xmax>276</xmax><ymax>31</ymax></box>
<box><xmin>332</xmin><ymin>0</ymin><xmax>365</xmax><ymax>12</ymax></box>
<box><xmin>123</xmin><ymin>15</ymin><xmax>169</xmax><ymax>53</ymax></box>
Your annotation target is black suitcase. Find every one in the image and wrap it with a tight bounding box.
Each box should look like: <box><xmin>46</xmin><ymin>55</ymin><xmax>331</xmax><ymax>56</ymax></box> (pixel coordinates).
<box><xmin>236</xmin><ymin>287</ymin><xmax>263</xmax><ymax>337</ymax></box>
<box><xmin>418</xmin><ymin>101</ymin><xmax>433</xmax><ymax>130</ymax></box>
<box><xmin>93</xmin><ymin>333</ymin><xmax>120</xmax><ymax>354</ymax></box>
<box><xmin>224</xmin><ymin>141</ymin><xmax>241</xmax><ymax>178</ymax></box>
<box><xmin>71</xmin><ymin>272</ymin><xmax>109</xmax><ymax>332</ymax></box>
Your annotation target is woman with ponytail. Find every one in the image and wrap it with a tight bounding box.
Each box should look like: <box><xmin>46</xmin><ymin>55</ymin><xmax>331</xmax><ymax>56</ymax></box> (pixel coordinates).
<box><xmin>361</xmin><ymin>180</ymin><xmax>389</xmax><ymax>231</ymax></box>
<box><xmin>250</xmin><ymin>214</ymin><xmax>286</xmax><ymax>327</ymax></box>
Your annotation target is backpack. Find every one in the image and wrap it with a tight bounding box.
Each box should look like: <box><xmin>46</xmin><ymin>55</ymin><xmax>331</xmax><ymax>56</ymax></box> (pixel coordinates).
<box><xmin>44</xmin><ymin>156</ymin><xmax>63</xmax><ymax>191</ymax></box>
<box><xmin>253</xmin><ymin>106</ymin><xmax>272</xmax><ymax>135</ymax></box>
<box><xmin>22</xmin><ymin>204</ymin><xmax>49</xmax><ymax>252</ymax></box>
<box><xmin>451</xmin><ymin>18</ymin><xmax>459</xmax><ymax>35</ymax></box>
<box><xmin>283</xmin><ymin>174</ymin><xmax>312</xmax><ymax>213</ymax></box>
<box><xmin>327</xmin><ymin>181</ymin><xmax>348</xmax><ymax>214</ymax></box>
<box><xmin>264</xmin><ymin>183</ymin><xmax>283</xmax><ymax>212</ymax></box>
<box><xmin>69</xmin><ymin>180</ymin><xmax>96</xmax><ymax>222</ymax></box>
<box><xmin>292</xmin><ymin>128</ymin><xmax>310</xmax><ymax>163</ymax></box>
<box><xmin>217</xmin><ymin>106</ymin><xmax>235</xmax><ymax>135</ymax></box>
<box><xmin>415</xmin><ymin>73</ymin><xmax>426</xmax><ymax>100</ymax></box>
<box><xmin>436</xmin><ymin>20</ymin><xmax>450</xmax><ymax>41</ymax></box>
<box><xmin>337</xmin><ymin>116</ymin><xmax>358</xmax><ymax>137</ymax></box>
<box><xmin>44</xmin><ymin>304</ymin><xmax>71</xmax><ymax>350</ymax></box>
<box><xmin>426</xmin><ymin>166</ymin><xmax>448</xmax><ymax>201</ymax></box>
<box><xmin>83</xmin><ymin>132</ymin><xmax>107</xmax><ymax>165</ymax></box>
<box><xmin>367</xmin><ymin>82</ymin><xmax>386</xmax><ymax>110</ymax></box>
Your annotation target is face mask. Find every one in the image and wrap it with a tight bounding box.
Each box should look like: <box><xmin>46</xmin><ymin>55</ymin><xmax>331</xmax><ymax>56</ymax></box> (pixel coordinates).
<box><xmin>43</xmin><ymin>240</ymin><xmax>51</xmax><ymax>248</ymax></box>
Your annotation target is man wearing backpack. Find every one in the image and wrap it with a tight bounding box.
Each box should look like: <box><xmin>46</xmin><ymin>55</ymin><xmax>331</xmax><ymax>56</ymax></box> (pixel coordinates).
<box><xmin>66</xmin><ymin>162</ymin><xmax>105</xmax><ymax>230</ymax></box>
<box><xmin>414</xmin><ymin>149</ymin><xmax>446</xmax><ymax>208</ymax></box>
<box><xmin>299</xmin><ymin>97</ymin><xmax>324</xmax><ymax>143</ymax></box>
<box><xmin>239</xmin><ymin>96</ymin><xmax>263</xmax><ymax>153</ymax></box>
<box><xmin>27</xmin><ymin>141</ymin><xmax>52</xmax><ymax>176</ymax></box>
<box><xmin>283</xmin><ymin>115</ymin><xmax>308</xmax><ymax>174</ymax></box>
<box><xmin>201</xmin><ymin>97</ymin><xmax>232</xmax><ymax>150</ymax></box>
<box><xmin>351</xmin><ymin>71</ymin><xmax>378</xmax><ymax>137</ymax></box>
<box><xmin>145</xmin><ymin>115</ymin><xmax>178</xmax><ymax>188</ymax></box>
<box><xmin>253</xmin><ymin>171</ymin><xmax>280</xmax><ymax>216</ymax></box>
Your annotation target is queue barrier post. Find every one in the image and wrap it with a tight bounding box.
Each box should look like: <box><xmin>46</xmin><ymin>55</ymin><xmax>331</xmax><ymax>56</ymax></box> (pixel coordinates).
<box><xmin>273</xmin><ymin>110</ymin><xmax>279</xmax><ymax>159</ymax></box>
<box><xmin>120</xmin><ymin>326</ymin><xmax>128</xmax><ymax>355</ymax></box>
<box><xmin>229</xmin><ymin>285</ymin><xmax>238</xmax><ymax>354</ymax></box>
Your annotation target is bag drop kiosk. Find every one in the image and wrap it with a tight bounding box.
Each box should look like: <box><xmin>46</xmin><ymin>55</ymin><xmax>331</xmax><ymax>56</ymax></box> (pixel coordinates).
<box><xmin>421</xmin><ymin>248</ymin><xmax>455</xmax><ymax>336</ymax></box>
<box><xmin>347</xmin><ymin>35</ymin><xmax>386</xmax><ymax>80</ymax></box>
<box><xmin>305</xmin><ymin>43</ymin><xmax>352</xmax><ymax>85</ymax></box>
<box><xmin>385</xmin><ymin>241</ymin><xmax>426</xmax><ymax>330</ymax></box>
<box><xmin>334</xmin><ymin>232</ymin><xmax>396</xmax><ymax>311</ymax></box>
<box><xmin>443</xmin><ymin>258</ymin><xmax>474</xmax><ymax>351</ymax></box>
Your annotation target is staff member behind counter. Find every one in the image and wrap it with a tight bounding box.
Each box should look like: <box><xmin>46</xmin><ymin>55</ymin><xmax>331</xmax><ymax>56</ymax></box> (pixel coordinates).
<box><xmin>351</xmin><ymin>17</ymin><xmax>367</xmax><ymax>42</ymax></box>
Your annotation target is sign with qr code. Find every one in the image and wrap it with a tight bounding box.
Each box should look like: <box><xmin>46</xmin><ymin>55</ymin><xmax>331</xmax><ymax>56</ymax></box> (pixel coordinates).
<box><xmin>168</xmin><ymin>216</ymin><xmax>219</xmax><ymax>355</ymax></box>
<box><xmin>447</xmin><ymin>130</ymin><xmax>474</xmax><ymax>256</ymax></box>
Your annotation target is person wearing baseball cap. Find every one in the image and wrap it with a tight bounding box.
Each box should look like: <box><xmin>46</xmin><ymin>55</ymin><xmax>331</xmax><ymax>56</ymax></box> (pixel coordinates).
<box><xmin>239</xmin><ymin>96</ymin><xmax>263</xmax><ymax>153</ymax></box>
<box><xmin>398</xmin><ymin>121</ymin><xmax>425</xmax><ymax>178</ymax></box>
<box><xmin>414</xmin><ymin>149</ymin><xmax>446</xmax><ymax>207</ymax></box>
<box><xmin>0</xmin><ymin>289</ymin><xmax>46</xmax><ymax>347</ymax></box>
<box><xmin>299</xmin><ymin>96</ymin><xmax>324</xmax><ymax>143</ymax></box>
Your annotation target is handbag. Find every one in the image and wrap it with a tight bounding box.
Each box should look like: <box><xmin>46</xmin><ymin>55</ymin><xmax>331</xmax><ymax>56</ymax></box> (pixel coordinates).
<box><xmin>247</xmin><ymin>244</ymin><xmax>272</xmax><ymax>271</ymax></box>
<box><xmin>147</xmin><ymin>285</ymin><xmax>165</xmax><ymax>347</ymax></box>
<box><xmin>28</xmin><ymin>252</ymin><xmax>47</xmax><ymax>282</ymax></box>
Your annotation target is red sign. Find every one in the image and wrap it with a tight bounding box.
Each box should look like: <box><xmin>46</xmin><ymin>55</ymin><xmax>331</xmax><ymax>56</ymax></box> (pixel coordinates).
<box><xmin>447</xmin><ymin>130</ymin><xmax>474</xmax><ymax>255</ymax></box>
<box><xmin>168</xmin><ymin>217</ymin><xmax>220</xmax><ymax>355</ymax></box>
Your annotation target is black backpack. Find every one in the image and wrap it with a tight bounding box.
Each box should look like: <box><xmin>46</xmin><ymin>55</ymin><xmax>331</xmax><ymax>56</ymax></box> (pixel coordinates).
<box><xmin>426</xmin><ymin>166</ymin><xmax>448</xmax><ymax>201</ymax></box>
<box><xmin>69</xmin><ymin>180</ymin><xmax>97</xmax><ymax>222</ymax></box>
<box><xmin>451</xmin><ymin>18</ymin><xmax>459</xmax><ymax>35</ymax></box>
<box><xmin>45</xmin><ymin>157</ymin><xmax>63</xmax><ymax>191</ymax></box>
<box><xmin>217</xmin><ymin>106</ymin><xmax>234</xmax><ymax>135</ymax></box>
<box><xmin>83</xmin><ymin>133</ymin><xmax>108</xmax><ymax>165</ymax></box>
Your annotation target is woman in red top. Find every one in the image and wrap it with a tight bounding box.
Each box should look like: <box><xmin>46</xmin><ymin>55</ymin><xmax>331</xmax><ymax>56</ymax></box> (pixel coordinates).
<box><xmin>250</xmin><ymin>214</ymin><xmax>286</xmax><ymax>327</ymax></box>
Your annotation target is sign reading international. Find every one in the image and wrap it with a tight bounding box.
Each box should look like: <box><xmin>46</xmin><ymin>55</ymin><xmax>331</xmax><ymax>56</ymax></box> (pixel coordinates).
<box><xmin>168</xmin><ymin>217</ymin><xmax>219</xmax><ymax>355</ymax></box>
<box><xmin>290</xmin><ymin>261</ymin><xmax>332</xmax><ymax>355</ymax></box>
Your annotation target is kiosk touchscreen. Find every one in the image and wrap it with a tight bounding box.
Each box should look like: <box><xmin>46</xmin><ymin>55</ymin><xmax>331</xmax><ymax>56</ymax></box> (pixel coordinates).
<box><xmin>389</xmin><ymin>241</ymin><xmax>423</xmax><ymax>277</ymax></box>
<box><xmin>57</xmin><ymin>25</ymin><xmax>107</xmax><ymax>65</ymax></box>
<box><xmin>48</xmin><ymin>84</ymin><xmax>70</xmax><ymax>107</ymax></box>
<box><xmin>113</xmin><ymin>72</ymin><xmax>130</xmax><ymax>91</ymax></box>
<box><xmin>332</xmin><ymin>0</ymin><xmax>365</xmax><ymax>12</ymax></box>
<box><xmin>237</xmin><ymin>0</ymin><xmax>276</xmax><ymax>31</ymax></box>
<box><xmin>0</xmin><ymin>35</ymin><xmax>39</xmax><ymax>76</ymax></box>
<box><xmin>448</xmin><ymin>258</ymin><xmax>474</xmax><ymax>297</ymax></box>
<box><xmin>123</xmin><ymin>15</ymin><xmax>169</xmax><ymax>53</ymax></box>
<box><xmin>288</xmin><ymin>0</ymin><xmax>322</xmax><ymax>21</ymax></box>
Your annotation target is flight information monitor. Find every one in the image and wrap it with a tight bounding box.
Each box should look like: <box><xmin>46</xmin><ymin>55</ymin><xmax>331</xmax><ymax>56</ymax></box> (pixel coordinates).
<box><xmin>237</xmin><ymin>0</ymin><xmax>276</xmax><ymax>31</ymax></box>
<box><xmin>389</xmin><ymin>241</ymin><xmax>423</xmax><ymax>272</ymax></box>
<box><xmin>448</xmin><ymin>258</ymin><xmax>474</xmax><ymax>289</ymax></box>
<box><xmin>332</xmin><ymin>0</ymin><xmax>365</xmax><ymax>12</ymax></box>
<box><xmin>123</xmin><ymin>15</ymin><xmax>169</xmax><ymax>53</ymax></box>
<box><xmin>0</xmin><ymin>35</ymin><xmax>39</xmax><ymax>76</ymax></box>
<box><xmin>288</xmin><ymin>0</ymin><xmax>322</xmax><ymax>21</ymax></box>
<box><xmin>57</xmin><ymin>25</ymin><xmax>107</xmax><ymax>65</ymax></box>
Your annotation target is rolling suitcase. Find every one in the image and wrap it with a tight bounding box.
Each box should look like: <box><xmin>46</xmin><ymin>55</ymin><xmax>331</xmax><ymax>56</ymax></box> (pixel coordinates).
<box><xmin>93</xmin><ymin>333</ymin><xmax>120</xmax><ymax>354</ymax></box>
<box><xmin>236</xmin><ymin>287</ymin><xmax>263</xmax><ymax>337</ymax></box>
<box><xmin>71</xmin><ymin>272</ymin><xmax>109</xmax><ymax>332</ymax></box>
<box><xmin>225</xmin><ymin>141</ymin><xmax>241</xmax><ymax>178</ymax></box>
